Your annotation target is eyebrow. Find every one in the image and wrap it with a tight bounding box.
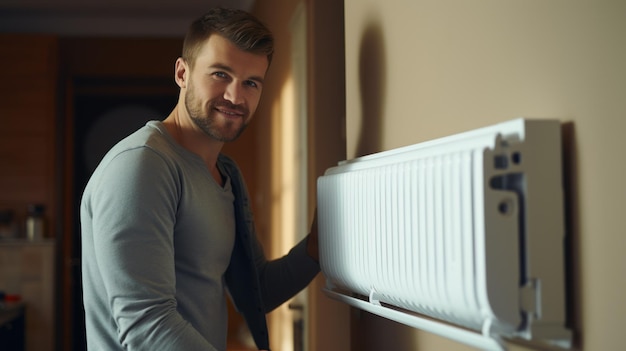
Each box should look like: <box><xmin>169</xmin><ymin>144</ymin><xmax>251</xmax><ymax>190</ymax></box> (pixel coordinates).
<box><xmin>210</xmin><ymin>63</ymin><xmax>265</xmax><ymax>85</ymax></box>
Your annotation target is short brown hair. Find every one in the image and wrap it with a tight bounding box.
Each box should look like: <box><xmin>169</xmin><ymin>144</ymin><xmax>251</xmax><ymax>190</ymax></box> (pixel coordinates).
<box><xmin>182</xmin><ymin>8</ymin><xmax>274</xmax><ymax>68</ymax></box>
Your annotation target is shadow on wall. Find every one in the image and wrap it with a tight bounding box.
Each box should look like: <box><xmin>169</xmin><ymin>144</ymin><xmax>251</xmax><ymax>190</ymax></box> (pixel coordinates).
<box><xmin>355</xmin><ymin>20</ymin><xmax>385</xmax><ymax>158</ymax></box>
<box><xmin>350</xmin><ymin>18</ymin><xmax>419</xmax><ymax>351</ymax></box>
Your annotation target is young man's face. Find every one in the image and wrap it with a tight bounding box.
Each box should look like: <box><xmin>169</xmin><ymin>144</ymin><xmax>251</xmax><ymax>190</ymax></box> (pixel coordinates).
<box><xmin>181</xmin><ymin>34</ymin><xmax>269</xmax><ymax>142</ymax></box>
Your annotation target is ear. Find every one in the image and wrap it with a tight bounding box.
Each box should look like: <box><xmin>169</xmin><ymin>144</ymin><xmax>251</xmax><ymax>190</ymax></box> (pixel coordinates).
<box><xmin>175</xmin><ymin>58</ymin><xmax>188</xmax><ymax>89</ymax></box>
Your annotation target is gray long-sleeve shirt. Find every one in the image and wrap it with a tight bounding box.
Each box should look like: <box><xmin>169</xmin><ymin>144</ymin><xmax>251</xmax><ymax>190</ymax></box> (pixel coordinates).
<box><xmin>80</xmin><ymin>121</ymin><xmax>319</xmax><ymax>350</ymax></box>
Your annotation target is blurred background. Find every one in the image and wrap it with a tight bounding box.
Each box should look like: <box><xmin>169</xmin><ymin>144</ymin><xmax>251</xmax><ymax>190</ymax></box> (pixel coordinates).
<box><xmin>0</xmin><ymin>0</ymin><xmax>346</xmax><ymax>350</ymax></box>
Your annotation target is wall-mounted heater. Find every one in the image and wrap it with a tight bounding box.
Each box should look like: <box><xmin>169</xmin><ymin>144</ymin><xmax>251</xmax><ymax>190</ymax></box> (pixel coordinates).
<box><xmin>317</xmin><ymin>118</ymin><xmax>572</xmax><ymax>350</ymax></box>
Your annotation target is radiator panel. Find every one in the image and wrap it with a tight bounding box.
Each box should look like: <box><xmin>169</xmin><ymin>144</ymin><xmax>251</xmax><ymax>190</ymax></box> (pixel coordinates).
<box><xmin>318</xmin><ymin>148</ymin><xmax>504</xmax><ymax>331</ymax></box>
<box><xmin>317</xmin><ymin>118</ymin><xmax>572</xmax><ymax>349</ymax></box>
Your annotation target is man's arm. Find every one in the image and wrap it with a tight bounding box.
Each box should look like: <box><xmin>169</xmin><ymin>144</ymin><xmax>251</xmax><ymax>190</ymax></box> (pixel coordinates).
<box><xmin>306</xmin><ymin>209</ymin><xmax>319</xmax><ymax>262</ymax></box>
<box><xmin>87</xmin><ymin>148</ymin><xmax>217</xmax><ymax>350</ymax></box>
<box><xmin>248</xmin><ymin>220</ymin><xmax>321</xmax><ymax>312</ymax></box>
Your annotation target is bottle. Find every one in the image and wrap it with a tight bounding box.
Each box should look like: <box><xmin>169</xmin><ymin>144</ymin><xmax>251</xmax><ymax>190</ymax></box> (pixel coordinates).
<box><xmin>0</xmin><ymin>209</ymin><xmax>18</xmax><ymax>239</ymax></box>
<box><xmin>26</xmin><ymin>204</ymin><xmax>45</xmax><ymax>241</ymax></box>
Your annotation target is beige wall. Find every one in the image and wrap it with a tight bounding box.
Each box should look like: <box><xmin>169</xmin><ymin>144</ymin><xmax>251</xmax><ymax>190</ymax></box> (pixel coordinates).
<box><xmin>344</xmin><ymin>0</ymin><xmax>625</xmax><ymax>350</ymax></box>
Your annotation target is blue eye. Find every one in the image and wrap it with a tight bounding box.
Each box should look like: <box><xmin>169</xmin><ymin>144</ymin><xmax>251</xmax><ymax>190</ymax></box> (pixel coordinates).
<box><xmin>244</xmin><ymin>80</ymin><xmax>258</xmax><ymax>88</ymax></box>
<box><xmin>213</xmin><ymin>71</ymin><xmax>228</xmax><ymax>79</ymax></box>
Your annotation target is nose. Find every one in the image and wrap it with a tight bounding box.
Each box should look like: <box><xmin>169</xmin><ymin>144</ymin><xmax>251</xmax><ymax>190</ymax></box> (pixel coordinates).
<box><xmin>223</xmin><ymin>82</ymin><xmax>244</xmax><ymax>105</ymax></box>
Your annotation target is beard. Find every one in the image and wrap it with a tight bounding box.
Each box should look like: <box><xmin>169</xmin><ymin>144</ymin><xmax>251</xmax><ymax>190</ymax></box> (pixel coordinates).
<box><xmin>184</xmin><ymin>83</ymin><xmax>250</xmax><ymax>142</ymax></box>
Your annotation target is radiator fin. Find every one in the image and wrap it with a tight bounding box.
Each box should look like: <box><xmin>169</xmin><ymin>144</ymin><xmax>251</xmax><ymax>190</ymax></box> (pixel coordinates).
<box><xmin>319</xmin><ymin>149</ymin><xmax>492</xmax><ymax>330</ymax></box>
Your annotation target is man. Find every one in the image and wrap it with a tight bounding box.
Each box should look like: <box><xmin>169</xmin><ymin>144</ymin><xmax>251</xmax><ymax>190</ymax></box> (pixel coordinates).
<box><xmin>80</xmin><ymin>8</ymin><xmax>320</xmax><ymax>351</ymax></box>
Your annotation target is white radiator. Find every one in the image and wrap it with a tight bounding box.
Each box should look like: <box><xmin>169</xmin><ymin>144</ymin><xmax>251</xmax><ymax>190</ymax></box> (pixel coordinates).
<box><xmin>317</xmin><ymin>118</ymin><xmax>572</xmax><ymax>350</ymax></box>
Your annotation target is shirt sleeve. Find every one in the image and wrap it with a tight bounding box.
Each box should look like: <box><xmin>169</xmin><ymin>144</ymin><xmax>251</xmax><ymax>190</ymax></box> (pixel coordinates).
<box><xmin>255</xmin><ymin>234</ymin><xmax>321</xmax><ymax>312</ymax></box>
<box><xmin>88</xmin><ymin>147</ymin><xmax>218</xmax><ymax>351</ymax></box>
<box><xmin>222</xmin><ymin>154</ymin><xmax>321</xmax><ymax>312</ymax></box>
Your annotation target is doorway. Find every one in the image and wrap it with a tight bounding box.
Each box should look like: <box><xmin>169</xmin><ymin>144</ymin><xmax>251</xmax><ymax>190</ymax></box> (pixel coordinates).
<box><xmin>59</xmin><ymin>37</ymin><xmax>181</xmax><ymax>350</ymax></box>
<box><xmin>69</xmin><ymin>77</ymin><xmax>177</xmax><ymax>350</ymax></box>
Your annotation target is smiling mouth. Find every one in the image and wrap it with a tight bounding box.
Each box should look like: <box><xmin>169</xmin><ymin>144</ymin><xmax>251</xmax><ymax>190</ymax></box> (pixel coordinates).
<box><xmin>215</xmin><ymin>106</ymin><xmax>245</xmax><ymax>118</ymax></box>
